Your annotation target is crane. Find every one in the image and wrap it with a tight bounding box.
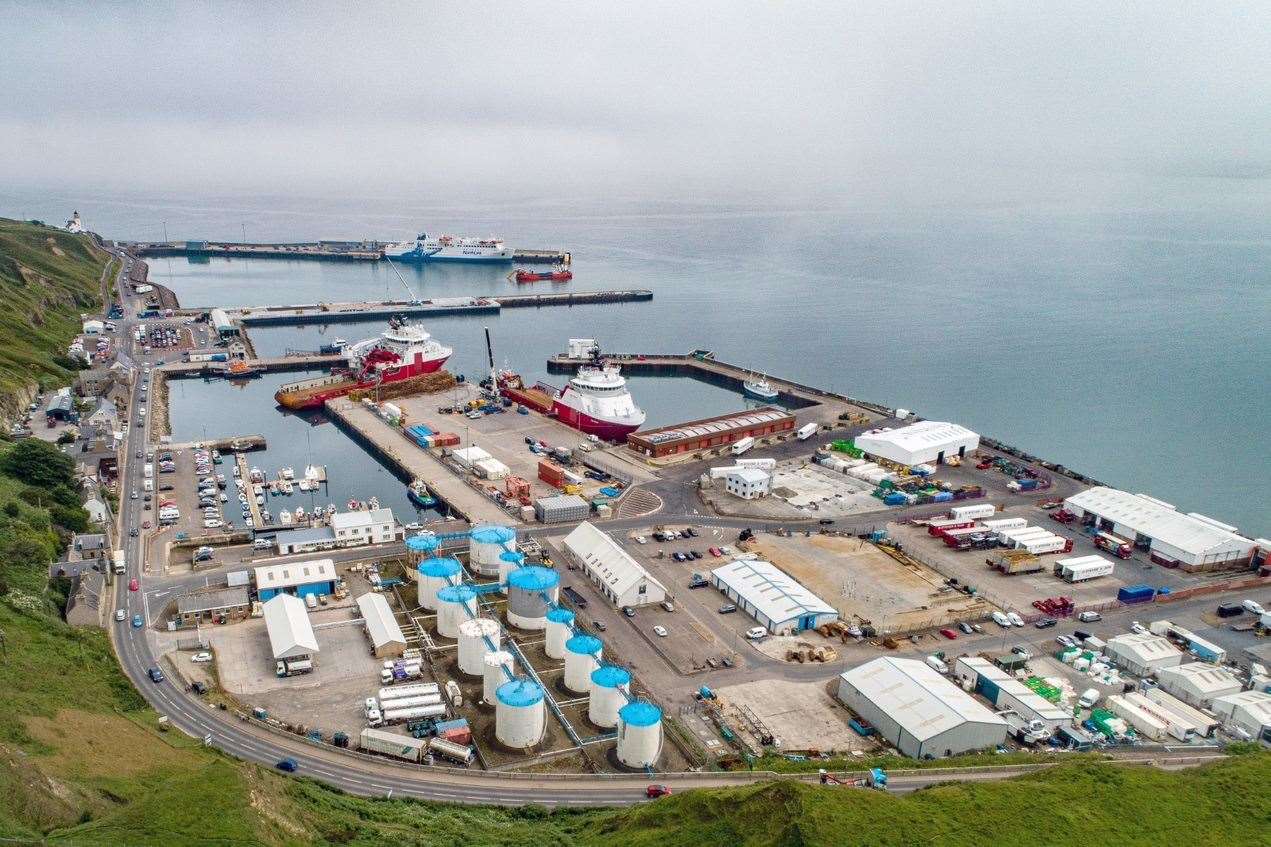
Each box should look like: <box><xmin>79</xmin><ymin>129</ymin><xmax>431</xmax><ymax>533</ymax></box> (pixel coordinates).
<box><xmin>384</xmin><ymin>256</ymin><xmax>422</xmax><ymax>305</ymax></box>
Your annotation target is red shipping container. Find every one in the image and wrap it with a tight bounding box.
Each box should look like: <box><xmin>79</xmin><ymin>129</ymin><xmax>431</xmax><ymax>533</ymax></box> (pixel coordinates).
<box><xmin>439</xmin><ymin>728</ymin><xmax>471</xmax><ymax>746</ymax></box>
<box><xmin>432</xmin><ymin>432</ymin><xmax>461</xmax><ymax>447</ymax></box>
<box><xmin>538</xmin><ymin>460</ymin><xmax>565</xmax><ymax>486</ymax></box>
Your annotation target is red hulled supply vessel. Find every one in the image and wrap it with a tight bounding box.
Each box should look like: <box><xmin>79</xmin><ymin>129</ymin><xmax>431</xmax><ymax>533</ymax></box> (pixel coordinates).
<box><xmin>515</xmin><ymin>267</ymin><xmax>573</xmax><ymax>283</ymax></box>
<box><xmin>274</xmin><ymin>319</ymin><xmax>452</xmax><ymax>410</ymax></box>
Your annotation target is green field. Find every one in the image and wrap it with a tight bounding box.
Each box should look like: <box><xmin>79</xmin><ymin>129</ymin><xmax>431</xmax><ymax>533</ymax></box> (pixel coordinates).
<box><xmin>0</xmin><ymin>217</ymin><xmax>107</xmax><ymax>417</ymax></box>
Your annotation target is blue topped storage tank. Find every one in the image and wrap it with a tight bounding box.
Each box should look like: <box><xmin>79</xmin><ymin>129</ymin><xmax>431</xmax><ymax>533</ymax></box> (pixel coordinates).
<box><xmin>545</xmin><ymin>607</ymin><xmax>575</xmax><ymax>658</ymax></box>
<box><xmin>470</xmin><ymin>525</ymin><xmax>516</xmax><ymax>576</ymax></box>
<box><xmin>564</xmin><ymin>634</ymin><xmax>603</xmax><ymax>692</ymax></box>
<box><xmin>416</xmin><ymin>556</ymin><xmax>463</xmax><ymax>610</ymax></box>
<box><xmin>589</xmin><ymin>664</ymin><xmax>632</xmax><ymax>728</ymax></box>
<box><xmin>617</xmin><ymin>700</ymin><xmax>663</xmax><ymax>767</ymax></box>
<box><xmin>495</xmin><ymin>678</ymin><xmax>546</xmax><ymax>748</ymax></box>
<box><xmin>436</xmin><ymin>584</ymin><xmax>477</xmax><ymax>637</ymax></box>
<box><xmin>497</xmin><ymin>548</ymin><xmax>527</xmax><ymax>594</ymax></box>
<box><xmin>507</xmin><ymin>566</ymin><xmax>561</xmax><ymax>630</ymax></box>
<box><xmin>406</xmin><ymin>532</ymin><xmax>441</xmax><ymax>559</ymax></box>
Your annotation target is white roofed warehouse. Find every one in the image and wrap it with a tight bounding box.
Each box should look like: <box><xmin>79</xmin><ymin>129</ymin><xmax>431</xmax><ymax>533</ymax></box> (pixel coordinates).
<box><xmin>1104</xmin><ymin>632</ymin><xmax>1184</xmax><ymax>676</ymax></box>
<box><xmin>1155</xmin><ymin>663</ymin><xmax>1242</xmax><ymax>708</ymax></box>
<box><xmin>837</xmin><ymin>657</ymin><xmax>1008</xmax><ymax>758</ymax></box>
<box><xmin>710</xmin><ymin>558</ymin><xmax>837</xmax><ymax>635</ymax></box>
<box><xmin>561</xmin><ymin>522</ymin><xmax>667</xmax><ymax>608</ymax></box>
<box><xmin>1062</xmin><ymin>487</ymin><xmax>1255</xmax><ymax>570</ymax></box>
<box><xmin>1210</xmin><ymin>691</ymin><xmax>1271</xmax><ymax>740</ymax></box>
<box><xmin>263</xmin><ymin>594</ymin><xmax>319</xmax><ymax>660</ymax></box>
<box><xmin>355</xmin><ymin>592</ymin><xmax>407</xmax><ymax>658</ymax></box>
<box><xmin>854</xmin><ymin>421</ymin><xmax>979</xmax><ymax>466</ymax></box>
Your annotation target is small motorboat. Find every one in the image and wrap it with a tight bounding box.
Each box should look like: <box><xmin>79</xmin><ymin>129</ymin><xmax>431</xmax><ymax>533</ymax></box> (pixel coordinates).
<box><xmin>279</xmin><ymin>509</ymin><xmax>293</xmax><ymax>525</ymax></box>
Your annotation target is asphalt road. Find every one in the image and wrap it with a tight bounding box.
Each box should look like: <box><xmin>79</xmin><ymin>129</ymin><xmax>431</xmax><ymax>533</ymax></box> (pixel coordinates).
<box><xmin>101</xmin><ymin>249</ymin><xmax>1232</xmax><ymax>807</ymax></box>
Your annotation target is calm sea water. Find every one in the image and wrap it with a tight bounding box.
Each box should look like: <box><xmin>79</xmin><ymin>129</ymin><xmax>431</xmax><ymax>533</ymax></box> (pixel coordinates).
<box><xmin>3</xmin><ymin>188</ymin><xmax>1268</xmax><ymax>535</ymax></box>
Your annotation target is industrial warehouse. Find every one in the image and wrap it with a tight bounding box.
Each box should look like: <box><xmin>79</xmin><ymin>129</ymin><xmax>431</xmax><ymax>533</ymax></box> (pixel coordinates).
<box><xmin>853</xmin><ymin>420</ymin><xmax>980</xmax><ymax>466</ymax></box>
<box><xmin>626</xmin><ymin>407</ymin><xmax>796</xmax><ymax>458</ymax></box>
<box><xmin>709</xmin><ymin>558</ymin><xmax>837</xmax><ymax>634</ymax></box>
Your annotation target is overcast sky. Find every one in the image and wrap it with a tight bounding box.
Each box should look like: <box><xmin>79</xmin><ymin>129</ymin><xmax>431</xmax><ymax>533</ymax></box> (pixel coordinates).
<box><xmin>3</xmin><ymin>1</ymin><xmax>1269</xmax><ymax>202</ymax></box>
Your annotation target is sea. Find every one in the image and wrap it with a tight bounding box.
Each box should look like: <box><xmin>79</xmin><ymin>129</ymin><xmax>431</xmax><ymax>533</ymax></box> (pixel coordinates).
<box><xmin>2</xmin><ymin>187</ymin><xmax>1267</xmax><ymax>536</ymax></box>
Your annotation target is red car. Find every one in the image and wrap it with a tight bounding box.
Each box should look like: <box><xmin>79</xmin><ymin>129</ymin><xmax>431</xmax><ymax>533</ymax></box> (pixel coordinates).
<box><xmin>708</xmin><ymin>547</ymin><xmax>722</xmax><ymax>557</ymax></box>
<box><xmin>646</xmin><ymin>784</ymin><xmax>672</xmax><ymax>798</ymax></box>
<box><xmin>939</xmin><ymin>628</ymin><xmax>958</xmax><ymax>640</ymax></box>
<box><xmin>128</xmin><ymin>578</ymin><xmax>139</xmax><ymax>592</ymax></box>
<box><xmin>141</xmin><ymin>520</ymin><xmax>151</xmax><ymax>529</ymax></box>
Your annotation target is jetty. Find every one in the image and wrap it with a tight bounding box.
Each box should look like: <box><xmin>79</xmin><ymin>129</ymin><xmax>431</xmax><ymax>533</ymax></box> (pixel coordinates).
<box><xmin>158</xmin><ymin>354</ymin><xmax>344</xmax><ymax>378</ymax></box>
<box><xmin>127</xmin><ymin>240</ymin><xmax>571</xmax><ymax>264</ymax></box>
<box><xmin>215</xmin><ymin>290</ymin><xmax>652</xmax><ymax>327</ymax></box>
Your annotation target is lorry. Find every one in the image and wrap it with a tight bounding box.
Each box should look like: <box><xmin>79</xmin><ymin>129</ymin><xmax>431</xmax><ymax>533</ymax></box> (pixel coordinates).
<box><xmin>276</xmin><ymin>658</ymin><xmax>313</xmax><ymax>677</ymax></box>
<box><xmin>381</xmin><ymin>703</ymin><xmax>447</xmax><ymax>725</ymax></box>
<box><xmin>112</xmin><ymin>550</ymin><xmax>126</xmax><ymax>575</ymax></box>
<box><xmin>428</xmin><ymin>736</ymin><xmax>475</xmax><ymax>765</ymax></box>
<box><xmin>796</xmin><ymin>422</ymin><xmax>818</xmax><ymax>441</ymax></box>
<box><xmin>1094</xmin><ymin>532</ymin><xmax>1133</xmax><ymax>559</ymax></box>
<box><xmin>731</xmin><ymin>436</ymin><xmax>755</xmax><ymax>456</ymax></box>
<box><xmin>1055</xmin><ymin>557</ymin><xmax>1115</xmax><ymax>583</ymax></box>
<box><xmin>143</xmin><ymin>463</ymin><xmax>154</xmax><ymax>479</ymax></box>
<box><xmin>378</xmin><ymin>683</ymin><xmax>440</xmax><ymax>702</ymax></box>
<box><xmin>360</xmin><ymin>727</ymin><xmax>428</xmax><ymax>763</ymax></box>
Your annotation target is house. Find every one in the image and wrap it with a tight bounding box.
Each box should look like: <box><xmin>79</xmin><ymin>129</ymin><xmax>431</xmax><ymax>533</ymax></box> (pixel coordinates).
<box><xmin>75</xmin><ymin>367</ymin><xmax>116</xmax><ymax>397</ymax></box>
<box><xmin>330</xmin><ymin>508</ymin><xmax>396</xmax><ymax>546</ymax></box>
<box><xmin>65</xmin><ymin>571</ymin><xmax>105</xmax><ymax>628</ymax></box>
<box><xmin>72</xmin><ymin>533</ymin><xmax>108</xmax><ymax>561</ymax></box>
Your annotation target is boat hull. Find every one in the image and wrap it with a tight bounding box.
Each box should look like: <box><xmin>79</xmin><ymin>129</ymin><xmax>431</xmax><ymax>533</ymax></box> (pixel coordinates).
<box><xmin>407</xmin><ymin>489</ymin><xmax>437</xmax><ymax>509</ymax></box>
<box><xmin>551</xmin><ymin>400</ymin><xmax>642</xmax><ymax>442</ymax></box>
<box><xmin>274</xmin><ymin>356</ymin><xmax>449</xmax><ymax>410</ymax></box>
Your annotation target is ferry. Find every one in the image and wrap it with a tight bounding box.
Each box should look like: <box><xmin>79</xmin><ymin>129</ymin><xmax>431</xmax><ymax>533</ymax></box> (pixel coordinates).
<box><xmin>742</xmin><ymin>374</ymin><xmax>779</xmax><ymax>402</ymax></box>
<box><xmin>274</xmin><ymin>318</ymin><xmax>452</xmax><ymax>410</ymax></box>
<box><xmin>499</xmin><ymin>351</ymin><xmax>646</xmax><ymax>442</ymax></box>
<box><xmin>384</xmin><ymin>232</ymin><xmax>512</xmax><ymax>263</ymax></box>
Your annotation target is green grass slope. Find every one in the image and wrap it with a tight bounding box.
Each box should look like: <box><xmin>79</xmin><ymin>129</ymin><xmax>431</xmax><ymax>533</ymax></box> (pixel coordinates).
<box><xmin>0</xmin><ymin>216</ymin><xmax>107</xmax><ymax>415</ymax></box>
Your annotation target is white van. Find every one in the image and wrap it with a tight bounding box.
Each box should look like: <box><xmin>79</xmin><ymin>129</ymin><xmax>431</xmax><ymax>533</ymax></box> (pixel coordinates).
<box><xmin>253</xmin><ymin>538</ymin><xmax>273</xmax><ymax>550</ymax></box>
<box><xmin>925</xmin><ymin>655</ymin><xmax>949</xmax><ymax>674</ymax></box>
<box><xmin>1243</xmin><ymin>599</ymin><xmax>1266</xmax><ymax>616</ymax></box>
<box><xmin>1007</xmin><ymin>612</ymin><xmax>1025</xmax><ymax>627</ymax></box>
<box><xmin>304</xmin><ymin>594</ymin><xmax>318</xmax><ymax>611</ymax></box>
<box><xmin>992</xmin><ymin>611</ymin><xmax>1011</xmax><ymax>628</ymax></box>
<box><xmin>1078</xmin><ymin>688</ymin><xmax>1101</xmax><ymax>709</ymax></box>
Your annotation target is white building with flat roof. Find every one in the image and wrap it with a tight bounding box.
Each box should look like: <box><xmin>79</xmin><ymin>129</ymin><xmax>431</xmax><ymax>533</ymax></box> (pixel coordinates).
<box><xmin>711</xmin><ymin>558</ymin><xmax>837</xmax><ymax>634</ymax></box>
<box><xmin>562</xmin><ymin>521</ymin><xmax>667</xmax><ymax>608</ymax></box>
<box><xmin>854</xmin><ymin>421</ymin><xmax>979</xmax><ymax>466</ymax></box>
<box><xmin>837</xmin><ymin>657</ymin><xmax>1007</xmax><ymax>758</ymax></box>
<box><xmin>1105</xmin><ymin>632</ymin><xmax>1185</xmax><ymax>676</ymax></box>
<box><xmin>725</xmin><ymin>467</ymin><xmax>771</xmax><ymax>500</ymax></box>
<box><xmin>1063</xmin><ymin>487</ymin><xmax>1254</xmax><ymax>569</ymax></box>
<box><xmin>355</xmin><ymin>592</ymin><xmax>407</xmax><ymax>658</ymax></box>
<box><xmin>331</xmin><ymin>508</ymin><xmax>396</xmax><ymax>546</ymax></box>
<box><xmin>263</xmin><ymin>594</ymin><xmax>319</xmax><ymax>660</ymax></box>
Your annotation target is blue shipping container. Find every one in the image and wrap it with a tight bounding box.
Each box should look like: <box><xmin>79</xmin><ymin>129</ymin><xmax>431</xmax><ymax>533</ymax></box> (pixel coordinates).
<box><xmin>1118</xmin><ymin>584</ymin><xmax>1156</xmax><ymax>604</ymax></box>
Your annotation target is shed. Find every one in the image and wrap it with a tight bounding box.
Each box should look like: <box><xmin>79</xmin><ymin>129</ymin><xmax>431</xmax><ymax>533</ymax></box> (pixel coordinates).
<box><xmin>176</xmin><ymin>587</ymin><xmax>250</xmax><ymax>624</ymax></box>
<box><xmin>355</xmin><ymin>592</ymin><xmax>407</xmax><ymax>658</ymax></box>
<box><xmin>263</xmin><ymin>594</ymin><xmax>318</xmax><ymax>660</ymax></box>
<box><xmin>1105</xmin><ymin>632</ymin><xmax>1185</xmax><ymax>676</ymax></box>
<box><xmin>837</xmin><ymin>657</ymin><xmax>1007</xmax><ymax>758</ymax></box>
<box><xmin>854</xmin><ymin>421</ymin><xmax>979</xmax><ymax>466</ymax></box>
<box><xmin>710</xmin><ymin>558</ymin><xmax>837</xmax><ymax>634</ymax></box>
<box><xmin>561</xmin><ymin>521</ymin><xmax>667</xmax><ymax>608</ymax></box>
<box><xmin>255</xmin><ymin>558</ymin><xmax>337</xmax><ymax>601</ymax></box>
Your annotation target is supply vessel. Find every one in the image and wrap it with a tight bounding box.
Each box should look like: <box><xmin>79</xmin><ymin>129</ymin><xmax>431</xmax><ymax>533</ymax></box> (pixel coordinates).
<box><xmin>497</xmin><ymin>343</ymin><xmax>645</xmax><ymax>441</ymax></box>
<box><xmin>515</xmin><ymin>267</ymin><xmax>572</xmax><ymax>283</ymax></box>
<box><xmin>384</xmin><ymin>232</ymin><xmax>512</xmax><ymax>262</ymax></box>
<box><xmin>274</xmin><ymin>319</ymin><xmax>452</xmax><ymax>410</ymax></box>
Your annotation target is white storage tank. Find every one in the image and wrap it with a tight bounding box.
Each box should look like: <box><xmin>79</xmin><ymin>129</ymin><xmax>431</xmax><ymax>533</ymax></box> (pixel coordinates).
<box><xmin>457</xmin><ymin>617</ymin><xmax>501</xmax><ymax>676</ymax></box>
<box><xmin>495</xmin><ymin>678</ymin><xmax>546</xmax><ymax>749</ymax></box>
<box><xmin>469</xmin><ymin>525</ymin><xmax>516</xmax><ymax>577</ymax></box>
<box><xmin>545</xmin><ymin>607</ymin><xmax>575</xmax><ymax>659</ymax></box>
<box><xmin>564</xmin><ymin>634</ymin><xmax>603</xmax><ymax>693</ymax></box>
<box><xmin>506</xmin><ymin>566</ymin><xmax>560</xmax><ymax>630</ymax></box>
<box><xmin>482</xmin><ymin>650</ymin><xmax>515</xmax><ymax>704</ymax></box>
<box><xmin>589</xmin><ymin>664</ymin><xmax>631</xmax><ymax>729</ymax></box>
<box><xmin>416</xmin><ymin>556</ymin><xmax>462</xmax><ymax>611</ymax></box>
<box><xmin>616</xmin><ymin>700</ymin><xmax>663</xmax><ymax>768</ymax></box>
<box><xmin>405</xmin><ymin>532</ymin><xmax>441</xmax><ymax>566</ymax></box>
<box><xmin>498</xmin><ymin>549</ymin><xmax>526</xmax><ymax>594</ymax></box>
<box><xmin>435</xmin><ymin>584</ymin><xmax>477</xmax><ymax>638</ymax></box>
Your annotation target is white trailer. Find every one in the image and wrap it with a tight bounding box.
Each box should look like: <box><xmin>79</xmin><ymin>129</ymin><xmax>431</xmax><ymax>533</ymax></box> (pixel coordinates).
<box><xmin>428</xmin><ymin>737</ymin><xmax>475</xmax><ymax>765</ymax></box>
<box><xmin>359</xmin><ymin>728</ymin><xmax>427</xmax><ymax>762</ymax></box>
<box><xmin>731</xmin><ymin>436</ymin><xmax>755</xmax><ymax>456</ymax></box>
<box><xmin>1107</xmin><ymin>695</ymin><xmax>1169</xmax><ymax>742</ymax></box>
<box><xmin>1125</xmin><ymin>693</ymin><xmax>1196</xmax><ymax>742</ymax></box>
<box><xmin>381</xmin><ymin>703</ymin><xmax>447</xmax><ymax>725</ymax></box>
<box><xmin>983</xmin><ymin>517</ymin><xmax>1027</xmax><ymax>531</ymax></box>
<box><xmin>951</xmin><ymin>503</ymin><xmax>996</xmax><ymax>521</ymax></box>
<box><xmin>796</xmin><ymin>422</ymin><xmax>818</xmax><ymax>441</ymax></box>
<box><xmin>378</xmin><ymin>694</ymin><xmax>442</xmax><ymax>711</ymax></box>
<box><xmin>1142</xmin><ymin>688</ymin><xmax>1219</xmax><ymax>737</ymax></box>
<box><xmin>1056</xmin><ymin>557</ymin><xmax>1115</xmax><ymax>583</ymax></box>
<box><xmin>378</xmin><ymin>682</ymin><xmax>440</xmax><ymax>703</ymax></box>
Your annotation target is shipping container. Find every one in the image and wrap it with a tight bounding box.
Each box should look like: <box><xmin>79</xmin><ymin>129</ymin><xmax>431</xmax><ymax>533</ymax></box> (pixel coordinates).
<box><xmin>1118</xmin><ymin>584</ymin><xmax>1156</xmax><ymax>604</ymax></box>
<box><xmin>731</xmin><ymin>436</ymin><xmax>755</xmax><ymax>456</ymax></box>
<box><xmin>796</xmin><ymin>422</ymin><xmax>819</xmax><ymax>441</ymax></box>
<box><xmin>928</xmin><ymin>518</ymin><xmax>975</xmax><ymax>536</ymax></box>
<box><xmin>951</xmin><ymin>503</ymin><xmax>996</xmax><ymax>521</ymax></box>
<box><xmin>538</xmin><ymin>460</ymin><xmax>566</xmax><ymax>487</ymax></box>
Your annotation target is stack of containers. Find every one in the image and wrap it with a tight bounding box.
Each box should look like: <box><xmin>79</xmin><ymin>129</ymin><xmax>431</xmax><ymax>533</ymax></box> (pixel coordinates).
<box><xmin>433</xmin><ymin>717</ymin><xmax>472</xmax><ymax>746</ymax></box>
<box><xmin>432</xmin><ymin>432</ymin><xmax>461</xmax><ymax>448</ymax></box>
<box><xmin>538</xmin><ymin>460</ymin><xmax>566</xmax><ymax>488</ymax></box>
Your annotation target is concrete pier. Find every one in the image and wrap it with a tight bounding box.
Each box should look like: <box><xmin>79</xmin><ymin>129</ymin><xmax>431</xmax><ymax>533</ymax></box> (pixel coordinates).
<box><xmin>127</xmin><ymin>240</ymin><xmax>571</xmax><ymax>264</ymax></box>
<box><xmin>222</xmin><ymin>290</ymin><xmax>653</xmax><ymax>327</ymax></box>
<box><xmin>323</xmin><ymin>396</ymin><xmax>516</xmax><ymax>526</ymax></box>
<box><xmin>158</xmin><ymin>354</ymin><xmax>345</xmax><ymax>378</ymax></box>
<box><xmin>234</xmin><ymin>454</ymin><xmax>265</xmax><ymax>528</ymax></box>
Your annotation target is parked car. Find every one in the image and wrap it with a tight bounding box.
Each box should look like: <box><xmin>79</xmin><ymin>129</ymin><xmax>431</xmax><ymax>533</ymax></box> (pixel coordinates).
<box><xmin>709</xmin><ymin>547</ymin><xmax>722</xmax><ymax>557</ymax></box>
<box><xmin>958</xmin><ymin>622</ymin><xmax>974</xmax><ymax>634</ymax></box>
<box><xmin>1034</xmin><ymin>618</ymin><xmax>1058</xmax><ymax>629</ymax></box>
<box><xmin>591</xmin><ymin>620</ymin><xmax>606</xmax><ymax>632</ymax></box>
<box><xmin>1007</xmin><ymin>612</ymin><xmax>1025</xmax><ymax>627</ymax></box>
<box><xmin>1011</xmin><ymin>645</ymin><xmax>1033</xmax><ymax>660</ymax></box>
<box><xmin>191</xmin><ymin>652</ymin><xmax>212</xmax><ymax>663</ymax></box>
<box><xmin>745</xmin><ymin>626</ymin><xmax>767</xmax><ymax>640</ymax></box>
<box><xmin>718</xmin><ymin>604</ymin><xmax>737</xmax><ymax>614</ymax></box>
<box><xmin>939</xmin><ymin>628</ymin><xmax>958</xmax><ymax>640</ymax></box>
<box><xmin>622</xmin><ymin>606</ymin><xmax>636</xmax><ymax>618</ymax></box>
<box><xmin>652</xmin><ymin>625</ymin><xmax>668</xmax><ymax>637</ymax></box>
<box><xmin>1056</xmin><ymin>635</ymin><xmax>1077</xmax><ymax>648</ymax></box>
<box><xmin>688</xmin><ymin>574</ymin><xmax>708</xmax><ymax>589</ymax></box>
<box><xmin>818</xmin><ymin>518</ymin><xmax>835</xmax><ymax>525</ymax></box>
<box><xmin>634</xmin><ymin>535</ymin><xmax>647</xmax><ymax>544</ymax></box>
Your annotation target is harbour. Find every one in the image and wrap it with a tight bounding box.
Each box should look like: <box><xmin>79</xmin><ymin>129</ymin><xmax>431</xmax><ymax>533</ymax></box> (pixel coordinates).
<box><xmin>128</xmin><ymin>239</ymin><xmax>571</xmax><ymax>264</ymax></box>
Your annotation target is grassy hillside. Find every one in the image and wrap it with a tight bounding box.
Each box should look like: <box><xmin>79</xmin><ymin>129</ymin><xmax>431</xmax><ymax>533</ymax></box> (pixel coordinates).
<box><xmin>0</xmin><ymin>216</ymin><xmax>107</xmax><ymax>416</ymax></box>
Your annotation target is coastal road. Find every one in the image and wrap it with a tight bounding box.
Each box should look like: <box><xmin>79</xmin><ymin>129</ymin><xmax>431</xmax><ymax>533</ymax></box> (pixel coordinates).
<box><xmin>101</xmin><ymin>249</ymin><xmax>1234</xmax><ymax>807</ymax></box>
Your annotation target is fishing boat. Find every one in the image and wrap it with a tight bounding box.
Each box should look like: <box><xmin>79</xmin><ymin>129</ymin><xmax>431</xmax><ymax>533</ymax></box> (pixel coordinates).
<box><xmin>279</xmin><ymin>479</ymin><xmax>294</xmax><ymax>495</ymax></box>
<box><xmin>294</xmin><ymin>505</ymin><xmax>306</xmax><ymax>520</ymax></box>
<box><xmin>279</xmin><ymin>509</ymin><xmax>293</xmax><ymax>526</ymax></box>
<box><xmin>742</xmin><ymin>374</ymin><xmax>779</xmax><ymax>401</ymax></box>
<box><xmin>280</xmin><ymin>467</ymin><xmax>295</xmax><ymax>480</ymax></box>
<box><xmin>326</xmin><ymin>503</ymin><xmax>337</xmax><ymax>515</ymax></box>
<box><xmin>407</xmin><ymin>479</ymin><xmax>437</xmax><ymax>508</ymax></box>
<box><xmin>347</xmin><ymin>498</ymin><xmax>359</xmax><ymax>511</ymax></box>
